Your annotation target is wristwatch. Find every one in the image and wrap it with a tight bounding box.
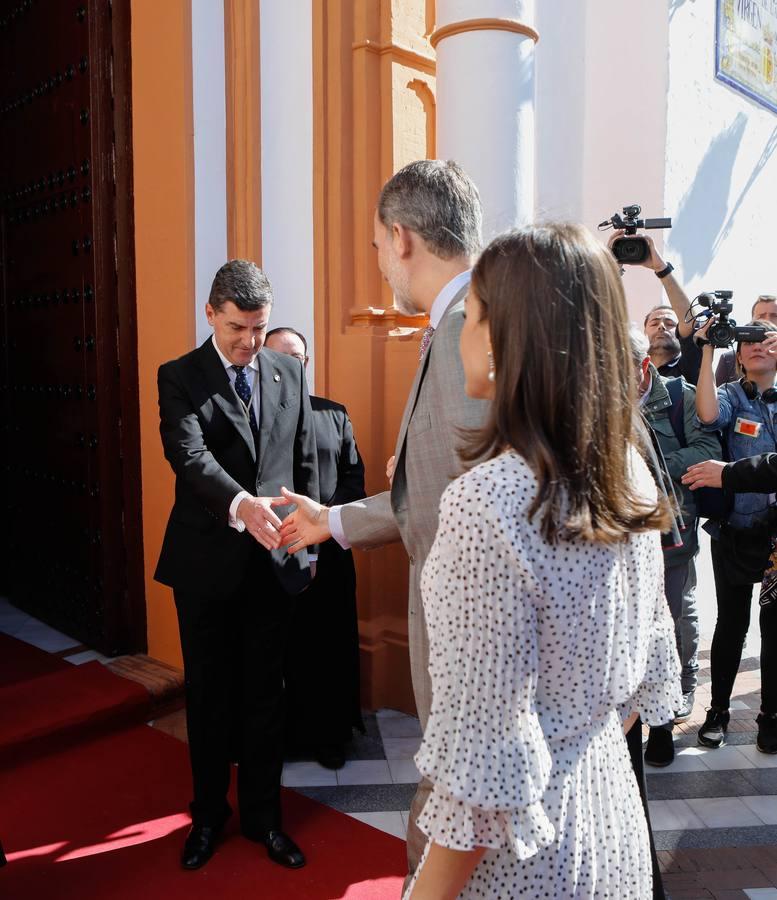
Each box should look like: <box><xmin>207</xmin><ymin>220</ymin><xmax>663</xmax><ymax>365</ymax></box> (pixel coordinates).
<box><xmin>655</xmin><ymin>262</ymin><xmax>674</xmax><ymax>279</ymax></box>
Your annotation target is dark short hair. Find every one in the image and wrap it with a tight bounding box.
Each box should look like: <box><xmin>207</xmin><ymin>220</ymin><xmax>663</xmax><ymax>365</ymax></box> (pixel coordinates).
<box><xmin>265</xmin><ymin>326</ymin><xmax>308</xmax><ymax>356</ymax></box>
<box><xmin>209</xmin><ymin>259</ymin><xmax>273</xmax><ymax>311</ymax></box>
<box><xmin>643</xmin><ymin>304</ymin><xmax>677</xmax><ymax>327</ymax></box>
<box><xmin>377</xmin><ymin>159</ymin><xmax>482</xmax><ymax>260</ymax></box>
<box><xmin>752</xmin><ymin>295</ymin><xmax>777</xmax><ymax>315</ymax></box>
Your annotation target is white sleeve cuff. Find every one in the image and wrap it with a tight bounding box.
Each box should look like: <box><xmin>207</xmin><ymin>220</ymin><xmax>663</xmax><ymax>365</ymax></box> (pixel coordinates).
<box><xmin>308</xmin><ymin>554</ymin><xmax>318</xmax><ymax>562</ymax></box>
<box><xmin>328</xmin><ymin>505</ymin><xmax>351</xmax><ymax>550</ymax></box>
<box><xmin>229</xmin><ymin>490</ymin><xmax>252</xmax><ymax>532</ymax></box>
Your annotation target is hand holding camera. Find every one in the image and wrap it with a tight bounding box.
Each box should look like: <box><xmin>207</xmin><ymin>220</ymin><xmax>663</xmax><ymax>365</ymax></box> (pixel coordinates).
<box><xmin>692</xmin><ymin>290</ymin><xmax>768</xmax><ymax>350</ymax></box>
<box><xmin>599</xmin><ymin>204</ymin><xmax>672</xmax><ymax>265</ymax></box>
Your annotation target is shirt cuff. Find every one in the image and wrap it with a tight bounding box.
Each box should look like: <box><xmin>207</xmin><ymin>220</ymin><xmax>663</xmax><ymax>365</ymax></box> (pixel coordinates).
<box><xmin>229</xmin><ymin>490</ymin><xmax>252</xmax><ymax>532</ymax></box>
<box><xmin>328</xmin><ymin>505</ymin><xmax>351</xmax><ymax>550</ymax></box>
<box><xmin>308</xmin><ymin>554</ymin><xmax>318</xmax><ymax>563</ymax></box>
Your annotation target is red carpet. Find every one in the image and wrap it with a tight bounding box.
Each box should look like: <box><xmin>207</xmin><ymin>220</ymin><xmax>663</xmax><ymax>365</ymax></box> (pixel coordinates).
<box><xmin>0</xmin><ymin>632</ymin><xmax>70</xmax><ymax>686</ymax></box>
<box><xmin>0</xmin><ymin>723</ymin><xmax>406</xmax><ymax>899</ymax></box>
<box><xmin>0</xmin><ymin>650</ymin><xmax>151</xmax><ymax>764</ymax></box>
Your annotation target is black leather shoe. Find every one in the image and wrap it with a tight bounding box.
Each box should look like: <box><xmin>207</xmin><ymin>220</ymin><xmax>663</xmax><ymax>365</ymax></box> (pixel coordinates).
<box><xmin>644</xmin><ymin>726</ymin><xmax>675</xmax><ymax>767</ymax></box>
<box><xmin>261</xmin><ymin>830</ymin><xmax>306</xmax><ymax>869</ymax></box>
<box><xmin>181</xmin><ymin>824</ymin><xmax>222</xmax><ymax>870</ymax></box>
<box><xmin>316</xmin><ymin>743</ymin><xmax>346</xmax><ymax>770</ymax></box>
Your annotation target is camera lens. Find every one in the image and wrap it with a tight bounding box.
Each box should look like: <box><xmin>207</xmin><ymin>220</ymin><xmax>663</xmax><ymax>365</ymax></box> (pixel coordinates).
<box><xmin>612</xmin><ymin>237</ymin><xmax>649</xmax><ymax>264</ymax></box>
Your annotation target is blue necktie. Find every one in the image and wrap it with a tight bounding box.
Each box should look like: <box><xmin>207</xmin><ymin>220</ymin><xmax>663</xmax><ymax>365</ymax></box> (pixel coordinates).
<box><xmin>233</xmin><ymin>365</ymin><xmax>258</xmax><ymax>431</ymax></box>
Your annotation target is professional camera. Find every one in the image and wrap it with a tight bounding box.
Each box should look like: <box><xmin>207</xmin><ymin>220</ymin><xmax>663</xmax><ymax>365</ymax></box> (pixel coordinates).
<box><xmin>598</xmin><ymin>204</ymin><xmax>672</xmax><ymax>264</ymax></box>
<box><xmin>695</xmin><ymin>290</ymin><xmax>767</xmax><ymax>349</ymax></box>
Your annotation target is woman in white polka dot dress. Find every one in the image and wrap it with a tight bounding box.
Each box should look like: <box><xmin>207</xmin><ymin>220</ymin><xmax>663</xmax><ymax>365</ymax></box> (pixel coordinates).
<box><xmin>405</xmin><ymin>224</ymin><xmax>682</xmax><ymax>900</ymax></box>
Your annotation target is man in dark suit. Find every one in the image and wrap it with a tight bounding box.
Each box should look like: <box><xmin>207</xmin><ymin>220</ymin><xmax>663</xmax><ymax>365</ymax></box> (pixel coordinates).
<box><xmin>265</xmin><ymin>327</ymin><xmax>366</xmax><ymax>770</ymax></box>
<box><xmin>155</xmin><ymin>260</ymin><xmax>319</xmax><ymax>871</ymax></box>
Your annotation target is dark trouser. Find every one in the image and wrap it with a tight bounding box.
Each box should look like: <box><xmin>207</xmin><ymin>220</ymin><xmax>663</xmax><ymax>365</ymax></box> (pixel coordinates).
<box><xmin>626</xmin><ymin>717</ymin><xmax>665</xmax><ymax>900</ymax></box>
<box><xmin>710</xmin><ymin>538</ymin><xmax>777</xmax><ymax>715</ymax></box>
<box><xmin>174</xmin><ymin>549</ymin><xmax>295</xmax><ymax>834</ymax></box>
<box><xmin>284</xmin><ymin>538</ymin><xmax>363</xmax><ymax>750</ymax></box>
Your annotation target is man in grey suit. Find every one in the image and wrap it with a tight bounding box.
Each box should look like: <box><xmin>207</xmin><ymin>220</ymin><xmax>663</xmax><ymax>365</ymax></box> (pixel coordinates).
<box><xmin>275</xmin><ymin>159</ymin><xmax>489</xmax><ymax>877</ymax></box>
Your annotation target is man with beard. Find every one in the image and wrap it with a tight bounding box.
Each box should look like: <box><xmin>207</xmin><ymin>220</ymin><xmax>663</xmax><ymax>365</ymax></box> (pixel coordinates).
<box><xmin>272</xmin><ymin>159</ymin><xmax>489</xmax><ymax>886</ymax></box>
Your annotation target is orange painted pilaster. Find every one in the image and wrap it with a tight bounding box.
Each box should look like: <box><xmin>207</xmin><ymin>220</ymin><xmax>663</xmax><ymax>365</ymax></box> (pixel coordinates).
<box><xmin>224</xmin><ymin>0</ymin><xmax>262</xmax><ymax>264</ymax></box>
<box><xmin>131</xmin><ymin>0</ymin><xmax>195</xmax><ymax>668</ymax></box>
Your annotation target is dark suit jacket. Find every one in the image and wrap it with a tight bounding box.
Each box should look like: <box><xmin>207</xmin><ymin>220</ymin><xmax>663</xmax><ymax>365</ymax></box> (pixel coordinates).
<box><xmin>310</xmin><ymin>396</ymin><xmax>365</xmax><ymax>506</ymax></box>
<box><xmin>154</xmin><ymin>339</ymin><xmax>319</xmax><ymax>597</ymax></box>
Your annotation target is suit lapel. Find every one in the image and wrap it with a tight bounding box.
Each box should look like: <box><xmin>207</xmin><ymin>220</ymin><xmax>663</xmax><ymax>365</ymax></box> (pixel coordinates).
<box><xmin>196</xmin><ymin>339</ymin><xmax>257</xmax><ymax>464</ymax></box>
<box><xmin>394</xmin><ymin>283</ymin><xmax>469</xmax><ymax>456</ymax></box>
<box><xmin>256</xmin><ymin>350</ymin><xmax>281</xmax><ymax>472</ymax></box>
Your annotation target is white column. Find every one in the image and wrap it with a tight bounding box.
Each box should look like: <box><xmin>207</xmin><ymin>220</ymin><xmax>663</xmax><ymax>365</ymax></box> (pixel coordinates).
<box><xmin>259</xmin><ymin>0</ymin><xmax>315</xmax><ymax>387</ymax></box>
<box><xmin>191</xmin><ymin>0</ymin><xmax>228</xmax><ymax>346</ymax></box>
<box><xmin>433</xmin><ymin>0</ymin><xmax>537</xmax><ymax>240</ymax></box>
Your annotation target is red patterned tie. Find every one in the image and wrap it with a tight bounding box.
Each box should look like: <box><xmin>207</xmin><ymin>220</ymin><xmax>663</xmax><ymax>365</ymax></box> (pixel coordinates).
<box><xmin>419</xmin><ymin>325</ymin><xmax>435</xmax><ymax>361</ymax></box>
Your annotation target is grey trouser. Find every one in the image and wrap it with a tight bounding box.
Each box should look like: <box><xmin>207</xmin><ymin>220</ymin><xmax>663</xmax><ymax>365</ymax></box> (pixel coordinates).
<box><xmin>678</xmin><ymin>559</ymin><xmax>700</xmax><ymax>694</ymax></box>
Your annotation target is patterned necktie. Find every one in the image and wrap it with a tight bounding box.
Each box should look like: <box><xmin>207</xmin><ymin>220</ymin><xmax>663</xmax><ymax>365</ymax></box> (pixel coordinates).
<box><xmin>233</xmin><ymin>365</ymin><xmax>258</xmax><ymax>431</ymax></box>
<box><xmin>419</xmin><ymin>324</ymin><xmax>435</xmax><ymax>361</ymax></box>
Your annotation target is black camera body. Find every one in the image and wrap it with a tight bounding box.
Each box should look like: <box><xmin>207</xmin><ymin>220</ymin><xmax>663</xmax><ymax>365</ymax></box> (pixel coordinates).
<box><xmin>697</xmin><ymin>290</ymin><xmax>767</xmax><ymax>349</ymax></box>
<box><xmin>599</xmin><ymin>204</ymin><xmax>672</xmax><ymax>264</ymax></box>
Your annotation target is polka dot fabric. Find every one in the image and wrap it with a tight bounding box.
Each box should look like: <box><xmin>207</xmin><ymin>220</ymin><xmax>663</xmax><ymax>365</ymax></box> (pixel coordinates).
<box><xmin>405</xmin><ymin>449</ymin><xmax>682</xmax><ymax>899</ymax></box>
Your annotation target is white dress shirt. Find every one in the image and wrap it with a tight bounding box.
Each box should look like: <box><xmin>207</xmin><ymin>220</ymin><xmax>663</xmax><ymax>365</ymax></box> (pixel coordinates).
<box><xmin>210</xmin><ymin>335</ymin><xmax>261</xmax><ymax>532</ymax></box>
<box><xmin>329</xmin><ymin>269</ymin><xmax>472</xmax><ymax>549</ymax></box>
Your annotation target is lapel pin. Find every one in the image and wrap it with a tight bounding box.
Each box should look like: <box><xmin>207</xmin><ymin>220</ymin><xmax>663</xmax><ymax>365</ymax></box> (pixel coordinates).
<box><xmin>273</xmin><ymin>373</ymin><xmax>281</xmax><ymax>382</ymax></box>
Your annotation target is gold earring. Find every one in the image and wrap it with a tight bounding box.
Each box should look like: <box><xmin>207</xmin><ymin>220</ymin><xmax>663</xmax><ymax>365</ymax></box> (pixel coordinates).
<box><xmin>487</xmin><ymin>350</ymin><xmax>495</xmax><ymax>382</ymax></box>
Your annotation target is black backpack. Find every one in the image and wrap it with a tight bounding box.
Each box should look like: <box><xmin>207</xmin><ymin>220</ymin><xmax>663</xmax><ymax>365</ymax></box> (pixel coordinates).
<box><xmin>664</xmin><ymin>376</ymin><xmax>730</xmax><ymax>521</ymax></box>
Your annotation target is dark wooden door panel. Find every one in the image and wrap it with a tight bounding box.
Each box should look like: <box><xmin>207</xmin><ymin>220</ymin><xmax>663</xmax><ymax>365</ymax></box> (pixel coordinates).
<box><xmin>0</xmin><ymin>0</ymin><xmax>144</xmax><ymax>655</ymax></box>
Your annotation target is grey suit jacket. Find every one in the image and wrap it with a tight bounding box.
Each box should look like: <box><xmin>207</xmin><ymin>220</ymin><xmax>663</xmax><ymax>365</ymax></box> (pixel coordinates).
<box><xmin>340</xmin><ymin>285</ymin><xmax>489</xmax><ymax>724</ymax></box>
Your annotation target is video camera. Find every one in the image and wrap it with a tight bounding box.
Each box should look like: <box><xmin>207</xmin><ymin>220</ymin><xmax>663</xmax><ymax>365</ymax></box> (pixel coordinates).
<box><xmin>598</xmin><ymin>204</ymin><xmax>672</xmax><ymax>264</ymax></box>
<box><xmin>694</xmin><ymin>290</ymin><xmax>767</xmax><ymax>349</ymax></box>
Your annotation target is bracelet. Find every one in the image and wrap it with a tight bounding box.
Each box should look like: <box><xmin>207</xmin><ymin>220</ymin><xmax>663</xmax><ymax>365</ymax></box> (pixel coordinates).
<box><xmin>655</xmin><ymin>262</ymin><xmax>674</xmax><ymax>279</ymax></box>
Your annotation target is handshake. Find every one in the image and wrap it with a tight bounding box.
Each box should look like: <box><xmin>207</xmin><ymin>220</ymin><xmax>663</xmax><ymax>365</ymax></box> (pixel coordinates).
<box><xmin>237</xmin><ymin>489</ymin><xmax>331</xmax><ymax>552</ymax></box>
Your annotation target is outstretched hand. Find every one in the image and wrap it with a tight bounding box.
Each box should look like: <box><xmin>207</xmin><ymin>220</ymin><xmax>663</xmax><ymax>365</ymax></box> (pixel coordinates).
<box><xmin>682</xmin><ymin>460</ymin><xmax>727</xmax><ymax>490</ymax></box>
<box><xmin>273</xmin><ymin>487</ymin><xmax>332</xmax><ymax>553</ymax></box>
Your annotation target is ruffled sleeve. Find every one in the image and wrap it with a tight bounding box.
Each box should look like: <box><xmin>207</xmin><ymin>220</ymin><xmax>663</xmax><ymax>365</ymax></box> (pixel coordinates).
<box><xmin>624</xmin><ymin>571</ymin><xmax>683</xmax><ymax>727</ymax></box>
<box><xmin>413</xmin><ymin>475</ymin><xmax>555</xmax><ymax>859</ymax></box>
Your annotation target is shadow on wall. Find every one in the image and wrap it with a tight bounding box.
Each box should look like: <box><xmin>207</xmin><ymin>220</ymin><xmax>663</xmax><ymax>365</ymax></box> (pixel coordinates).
<box><xmin>669</xmin><ymin>112</ymin><xmax>747</xmax><ymax>280</ymax></box>
<box><xmin>714</xmin><ymin>125</ymin><xmax>777</xmax><ymax>254</ymax></box>
<box><xmin>669</xmin><ymin>0</ymin><xmax>696</xmax><ymax>23</ymax></box>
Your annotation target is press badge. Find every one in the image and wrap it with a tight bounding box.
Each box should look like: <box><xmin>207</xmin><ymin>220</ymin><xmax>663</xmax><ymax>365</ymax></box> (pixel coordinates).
<box><xmin>734</xmin><ymin>417</ymin><xmax>762</xmax><ymax>438</ymax></box>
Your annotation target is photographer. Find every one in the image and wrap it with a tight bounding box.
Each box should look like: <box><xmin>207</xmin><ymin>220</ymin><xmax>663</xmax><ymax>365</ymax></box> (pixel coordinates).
<box><xmin>691</xmin><ymin>317</ymin><xmax>777</xmax><ymax>754</ymax></box>
<box><xmin>632</xmin><ymin>328</ymin><xmax>721</xmax><ymax>766</ymax></box>
<box><xmin>612</xmin><ymin>231</ymin><xmax>702</xmax><ymax>384</ymax></box>
<box><xmin>716</xmin><ymin>295</ymin><xmax>777</xmax><ymax>386</ymax></box>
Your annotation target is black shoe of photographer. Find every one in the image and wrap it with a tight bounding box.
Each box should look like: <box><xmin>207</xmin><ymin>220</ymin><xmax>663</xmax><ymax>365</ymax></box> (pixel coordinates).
<box><xmin>698</xmin><ymin>708</ymin><xmax>729</xmax><ymax>749</ymax></box>
<box><xmin>756</xmin><ymin>712</ymin><xmax>777</xmax><ymax>754</ymax></box>
<box><xmin>673</xmin><ymin>690</ymin><xmax>695</xmax><ymax>724</ymax></box>
<box><xmin>644</xmin><ymin>726</ymin><xmax>675</xmax><ymax>767</ymax></box>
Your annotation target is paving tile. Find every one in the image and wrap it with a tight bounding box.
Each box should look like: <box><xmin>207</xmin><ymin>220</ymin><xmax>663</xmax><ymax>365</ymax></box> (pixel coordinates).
<box><xmin>737</xmin><ymin>745</ymin><xmax>777</xmax><ymax>769</ymax></box>
<box><xmin>64</xmin><ymin>649</ymin><xmax>112</xmax><ymax>665</ymax></box>
<box><xmin>694</xmin><ymin>746</ymin><xmax>757</xmax><ymax>772</ymax></box>
<box><xmin>744</xmin><ymin>890</ymin><xmax>777</xmax><ymax>899</ymax></box>
<box><xmin>649</xmin><ymin>749</ymin><xmax>710</xmax><ymax>774</ymax></box>
<box><xmin>742</xmin><ymin>770</ymin><xmax>777</xmax><ymax>796</ymax></box>
<box><xmin>347</xmin><ymin>810</ymin><xmax>406</xmax><ymax>840</ymax></box>
<box><xmin>647</xmin><ymin>770</ymin><xmax>755</xmax><ymax>800</ymax></box>
<box><xmin>649</xmin><ymin>800</ymin><xmax>707</xmax><ymax>831</ymax></box>
<box><xmin>382</xmin><ymin>737</ymin><xmax>422</xmax><ymax>760</ymax></box>
<box><xmin>376</xmin><ymin>715</ymin><xmax>423</xmax><ymax>740</ymax></box>
<box><xmin>388</xmin><ymin>758</ymin><xmax>421</xmax><ymax>785</ymax></box>
<box><xmin>686</xmin><ymin>798</ymin><xmax>764</xmax><ymax>829</ymax></box>
<box><xmin>13</xmin><ymin>620</ymin><xmax>80</xmax><ymax>652</ymax></box>
<box><xmin>281</xmin><ymin>761</ymin><xmax>337</xmax><ymax>787</ymax></box>
<box><xmin>335</xmin><ymin>760</ymin><xmax>393</xmax><ymax>786</ymax></box>
<box><xmin>294</xmin><ymin>783</ymin><xmax>416</xmax><ymax>813</ymax></box>
<box><xmin>741</xmin><ymin>796</ymin><xmax>777</xmax><ymax>826</ymax></box>
<box><xmin>698</xmin><ymin>870</ymin><xmax>772</xmax><ymax>890</ymax></box>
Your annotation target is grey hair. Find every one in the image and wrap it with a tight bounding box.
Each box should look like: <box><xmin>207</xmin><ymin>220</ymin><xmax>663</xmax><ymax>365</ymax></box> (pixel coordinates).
<box><xmin>208</xmin><ymin>259</ymin><xmax>273</xmax><ymax>311</ymax></box>
<box><xmin>629</xmin><ymin>323</ymin><xmax>650</xmax><ymax>368</ymax></box>
<box><xmin>377</xmin><ymin>159</ymin><xmax>482</xmax><ymax>260</ymax></box>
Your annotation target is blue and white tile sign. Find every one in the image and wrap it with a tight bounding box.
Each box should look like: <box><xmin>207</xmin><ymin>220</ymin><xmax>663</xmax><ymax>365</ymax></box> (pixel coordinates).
<box><xmin>716</xmin><ymin>0</ymin><xmax>777</xmax><ymax>115</ymax></box>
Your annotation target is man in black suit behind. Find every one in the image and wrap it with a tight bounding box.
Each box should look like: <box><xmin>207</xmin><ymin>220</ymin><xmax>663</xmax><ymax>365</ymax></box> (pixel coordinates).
<box><xmin>155</xmin><ymin>260</ymin><xmax>319</xmax><ymax>871</ymax></box>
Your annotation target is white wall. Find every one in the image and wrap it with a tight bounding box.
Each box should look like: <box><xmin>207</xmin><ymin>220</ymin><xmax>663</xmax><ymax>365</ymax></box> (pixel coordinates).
<box><xmin>259</xmin><ymin>0</ymin><xmax>316</xmax><ymax>388</ymax></box>
<box><xmin>535</xmin><ymin>0</ymin><xmax>670</xmax><ymax>320</ymax></box>
<box><xmin>191</xmin><ymin>0</ymin><xmax>228</xmax><ymax>346</ymax></box>
<box><xmin>664</xmin><ymin>1</ymin><xmax>777</xmax><ymax>322</ymax></box>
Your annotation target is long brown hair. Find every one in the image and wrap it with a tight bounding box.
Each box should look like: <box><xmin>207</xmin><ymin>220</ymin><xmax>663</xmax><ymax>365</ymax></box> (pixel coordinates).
<box><xmin>462</xmin><ymin>223</ymin><xmax>670</xmax><ymax>543</ymax></box>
